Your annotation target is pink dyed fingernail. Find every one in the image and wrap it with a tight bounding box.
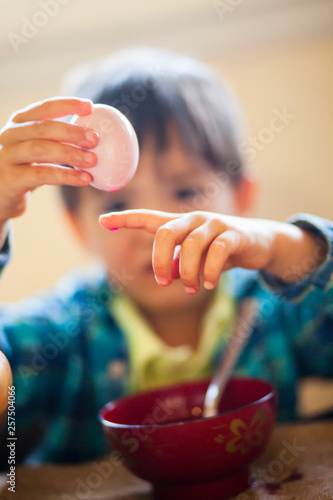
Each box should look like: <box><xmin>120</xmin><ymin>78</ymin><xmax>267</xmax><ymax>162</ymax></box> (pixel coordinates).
<box><xmin>79</xmin><ymin>172</ymin><xmax>91</xmax><ymax>182</ymax></box>
<box><xmin>85</xmin><ymin>129</ymin><xmax>99</xmax><ymax>144</ymax></box>
<box><xmin>83</xmin><ymin>151</ymin><xmax>95</xmax><ymax>164</ymax></box>
<box><xmin>110</xmin><ymin>227</ymin><xmax>118</xmax><ymax>232</ymax></box>
<box><xmin>185</xmin><ymin>286</ymin><xmax>198</xmax><ymax>294</ymax></box>
<box><xmin>203</xmin><ymin>281</ymin><xmax>215</xmax><ymax>290</ymax></box>
<box><xmin>155</xmin><ymin>276</ymin><xmax>170</xmax><ymax>286</ymax></box>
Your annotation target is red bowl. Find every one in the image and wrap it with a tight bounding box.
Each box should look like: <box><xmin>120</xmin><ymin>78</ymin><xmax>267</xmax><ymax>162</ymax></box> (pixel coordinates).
<box><xmin>99</xmin><ymin>377</ymin><xmax>276</xmax><ymax>500</ymax></box>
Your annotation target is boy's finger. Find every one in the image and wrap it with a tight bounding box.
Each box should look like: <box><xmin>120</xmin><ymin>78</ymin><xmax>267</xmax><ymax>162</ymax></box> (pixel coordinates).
<box><xmin>152</xmin><ymin>217</ymin><xmax>215</xmax><ymax>286</ymax></box>
<box><xmin>1</xmin><ymin>120</ymin><xmax>99</xmax><ymax>149</ymax></box>
<box><xmin>6</xmin><ymin>140</ymin><xmax>97</xmax><ymax>169</ymax></box>
<box><xmin>203</xmin><ymin>230</ymin><xmax>241</xmax><ymax>289</ymax></box>
<box><xmin>171</xmin><ymin>246</ymin><xmax>181</xmax><ymax>280</ymax></box>
<box><xmin>20</xmin><ymin>163</ymin><xmax>92</xmax><ymax>189</ymax></box>
<box><xmin>10</xmin><ymin>97</ymin><xmax>93</xmax><ymax>124</ymax></box>
<box><xmin>99</xmin><ymin>209</ymin><xmax>182</xmax><ymax>233</ymax></box>
<box><xmin>178</xmin><ymin>225</ymin><xmax>217</xmax><ymax>292</ymax></box>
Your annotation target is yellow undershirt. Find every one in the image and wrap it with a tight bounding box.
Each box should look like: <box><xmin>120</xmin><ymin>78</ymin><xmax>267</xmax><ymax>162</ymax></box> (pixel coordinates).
<box><xmin>111</xmin><ymin>279</ymin><xmax>236</xmax><ymax>393</ymax></box>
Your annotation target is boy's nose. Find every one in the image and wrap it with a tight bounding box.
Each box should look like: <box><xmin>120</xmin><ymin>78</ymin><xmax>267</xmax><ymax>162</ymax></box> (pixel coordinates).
<box><xmin>128</xmin><ymin>225</ymin><xmax>155</xmax><ymax>255</ymax></box>
<box><xmin>135</xmin><ymin>189</ymin><xmax>175</xmax><ymax>214</ymax></box>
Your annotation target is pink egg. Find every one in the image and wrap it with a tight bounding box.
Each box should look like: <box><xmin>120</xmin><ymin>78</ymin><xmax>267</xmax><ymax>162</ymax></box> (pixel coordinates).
<box><xmin>71</xmin><ymin>104</ymin><xmax>139</xmax><ymax>192</ymax></box>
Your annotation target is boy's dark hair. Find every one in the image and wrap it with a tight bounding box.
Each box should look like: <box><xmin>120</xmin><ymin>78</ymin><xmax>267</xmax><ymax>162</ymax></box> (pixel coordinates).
<box><xmin>60</xmin><ymin>47</ymin><xmax>245</xmax><ymax>212</ymax></box>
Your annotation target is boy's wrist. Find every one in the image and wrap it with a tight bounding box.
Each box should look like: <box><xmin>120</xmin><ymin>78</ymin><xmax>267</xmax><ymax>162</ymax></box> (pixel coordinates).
<box><xmin>263</xmin><ymin>221</ymin><xmax>328</xmax><ymax>283</ymax></box>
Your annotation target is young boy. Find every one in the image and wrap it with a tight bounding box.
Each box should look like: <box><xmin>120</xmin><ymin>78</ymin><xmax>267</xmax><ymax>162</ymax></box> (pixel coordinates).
<box><xmin>0</xmin><ymin>48</ymin><xmax>332</xmax><ymax>466</ymax></box>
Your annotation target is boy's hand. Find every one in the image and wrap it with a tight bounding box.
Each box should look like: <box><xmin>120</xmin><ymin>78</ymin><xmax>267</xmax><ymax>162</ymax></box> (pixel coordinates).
<box><xmin>100</xmin><ymin>209</ymin><xmax>274</xmax><ymax>293</ymax></box>
<box><xmin>0</xmin><ymin>97</ymin><xmax>98</xmax><ymax>230</ymax></box>
<box><xmin>99</xmin><ymin>209</ymin><xmax>327</xmax><ymax>293</ymax></box>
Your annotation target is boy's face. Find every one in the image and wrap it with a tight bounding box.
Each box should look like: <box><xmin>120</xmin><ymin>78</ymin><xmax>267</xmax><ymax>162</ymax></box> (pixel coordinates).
<box><xmin>71</xmin><ymin>126</ymin><xmax>246</xmax><ymax>313</ymax></box>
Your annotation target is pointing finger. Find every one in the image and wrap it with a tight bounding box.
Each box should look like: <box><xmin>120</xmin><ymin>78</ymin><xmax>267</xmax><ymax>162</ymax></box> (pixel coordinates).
<box><xmin>11</xmin><ymin>97</ymin><xmax>93</xmax><ymax>123</ymax></box>
<box><xmin>99</xmin><ymin>209</ymin><xmax>182</xmax><ymax>233</ymax></box>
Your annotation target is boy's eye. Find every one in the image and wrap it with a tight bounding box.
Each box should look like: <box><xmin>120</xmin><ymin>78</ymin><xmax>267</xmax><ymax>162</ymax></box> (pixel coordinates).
<box><xmin>104</xmin><ymin>200</ymin><xmax>127</xmax><ymax>212</ymax></box>
<box><xmin>176</xmin><ymin>187</ymin><xmax>201</xmax><ymax>199</ymax></box>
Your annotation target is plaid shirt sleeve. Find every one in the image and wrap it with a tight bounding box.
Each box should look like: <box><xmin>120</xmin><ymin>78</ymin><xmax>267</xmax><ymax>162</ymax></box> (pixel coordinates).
<box><xmin>259</xmin><ymin>213</ymin><xmax>333</xmax><ymax>378</ymax></box>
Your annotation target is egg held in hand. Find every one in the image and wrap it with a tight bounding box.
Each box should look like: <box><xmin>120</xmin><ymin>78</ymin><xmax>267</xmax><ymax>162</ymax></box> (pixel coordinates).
<box><xmin>71</xmin><ymin>104</ymin><xmax>139</xmax><ymax>192</ymax></box>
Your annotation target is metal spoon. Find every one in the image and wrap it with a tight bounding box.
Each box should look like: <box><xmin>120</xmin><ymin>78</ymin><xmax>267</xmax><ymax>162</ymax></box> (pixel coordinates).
<box><xmin>202</xmin><ymin>298</ymin><xmax>256</xmax><ymax>418</ymax></box>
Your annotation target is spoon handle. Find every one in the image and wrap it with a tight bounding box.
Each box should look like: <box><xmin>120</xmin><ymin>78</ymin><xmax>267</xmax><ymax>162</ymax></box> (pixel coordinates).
<box><xmin>202</xmin><ymin>298</ymin><xmax>257</xmax><ymax>418</ymax></box>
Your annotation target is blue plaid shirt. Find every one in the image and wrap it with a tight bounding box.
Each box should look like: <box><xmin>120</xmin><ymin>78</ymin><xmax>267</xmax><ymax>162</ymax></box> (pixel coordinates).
<box><xmin>0</xmin><ymin>214</ymin><xmax>332</xmax><ymax>464</ymax></box>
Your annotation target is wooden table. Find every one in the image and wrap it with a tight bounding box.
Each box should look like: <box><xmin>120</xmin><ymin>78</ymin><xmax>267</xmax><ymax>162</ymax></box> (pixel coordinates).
<box><xmin>0</xmin><ymin>420</ymin><xmax>332</xmax><ymax>499</ymax></box>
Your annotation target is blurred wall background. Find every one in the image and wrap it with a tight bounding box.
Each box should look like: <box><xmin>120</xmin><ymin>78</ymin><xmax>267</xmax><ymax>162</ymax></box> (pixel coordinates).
<box><xmin>1</xmin><ymin>0</ymin><xmax>333</xmax><ymax>303</ymax></box>
<box><xmin>1</xmin><ymin>0</ymin><xmax>333</xmax><ymax>416</ymax></box>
